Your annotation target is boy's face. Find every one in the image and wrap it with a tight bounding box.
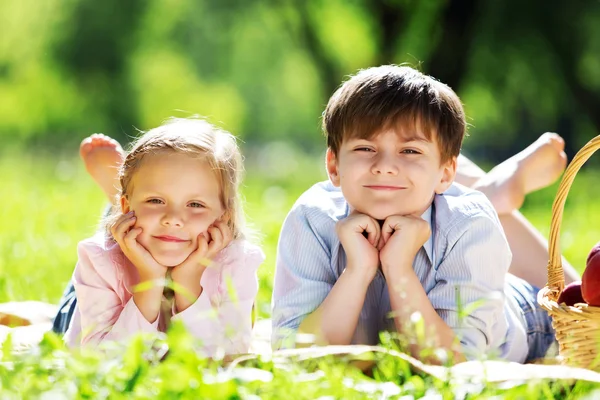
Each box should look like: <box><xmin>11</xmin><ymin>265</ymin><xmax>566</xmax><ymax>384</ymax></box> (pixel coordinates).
<box><xmin>327</xmin><ymin>127</ymin><xmax>456</xmax><ymax>220</ymax></box>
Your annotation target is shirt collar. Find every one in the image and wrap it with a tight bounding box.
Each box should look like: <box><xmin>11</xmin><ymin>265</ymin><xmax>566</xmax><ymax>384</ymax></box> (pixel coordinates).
<box><xmin>421</xmin><ymin>204</ymin><xmax>434</xmax><ymax>264</ymax></box>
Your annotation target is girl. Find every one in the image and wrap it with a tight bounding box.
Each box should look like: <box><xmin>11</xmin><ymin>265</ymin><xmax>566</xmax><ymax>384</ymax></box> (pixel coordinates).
<box><xmin>63</xmin><ymin>118</ymin><xmax>264</xmax><ymax>356</ymax></box>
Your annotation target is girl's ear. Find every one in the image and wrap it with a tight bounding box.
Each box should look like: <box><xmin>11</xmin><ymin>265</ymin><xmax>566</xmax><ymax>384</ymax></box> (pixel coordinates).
<box><xmin>435</xmin><ymin>156</ymin><xmax>457</xmax><ymax>194</ymax></box>
<box><xmin>120</xmin><ymin>195</ymin><xmax>130</xmax><ymax>214</ymax></box>
<box><xmin>326</xmin><ymin>148</ymin><xmax>341</xmax><ymax>187</ymax></box>
<box><xmin>220</xmin><ymin>211</ymin><xmax>231</xmax><ymax>224</ymax></box>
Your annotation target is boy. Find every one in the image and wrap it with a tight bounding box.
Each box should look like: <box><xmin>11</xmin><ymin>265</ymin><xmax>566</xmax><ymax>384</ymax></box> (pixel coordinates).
<box><xmin>271</xmin><ymin>65</ymin><xmax>555</xmax><ymax>363</ymax></box>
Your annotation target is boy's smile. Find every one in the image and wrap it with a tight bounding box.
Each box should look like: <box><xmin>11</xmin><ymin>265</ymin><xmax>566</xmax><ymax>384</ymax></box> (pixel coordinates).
<box><xmin>327</xmin><ymin>127</ymin><xmax>457</xmax><ymax>220</ymax></box>
<box><xmin>364</xmin><ymin>185</ymin><xmax>406</xmax><ymax>190</ymax></box>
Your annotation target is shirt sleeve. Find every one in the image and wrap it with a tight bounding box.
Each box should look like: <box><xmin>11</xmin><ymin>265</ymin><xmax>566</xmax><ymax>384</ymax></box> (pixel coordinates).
<box><xmin>171</xmin><ymin>242</ymin><xmax>264</xmax><ymax>356</ymax></box>
<box><xmin>68</xmin><ymin>241</ymin><xmax>160</xmax><ymax>347</ymax></box>
<box><xmin>271</xmin><ymin>205</ymin><xmax>338</xmax><ymax>349</ymax></box>
<box><xmin>427</xmin><ymin>213</ymin><xmax>512</xmax><ymax>359</ymax></box>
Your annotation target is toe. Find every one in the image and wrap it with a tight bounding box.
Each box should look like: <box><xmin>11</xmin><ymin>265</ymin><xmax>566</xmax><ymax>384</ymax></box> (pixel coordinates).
<box><xmin>79</xmin><ymin>137</ymin><xmax>94</xmax><ymax>156</ymax></box>
<box><xmin>543</xmin><ymin>132</ymin><xmax>565</xmax><ymax>150</ymax></box>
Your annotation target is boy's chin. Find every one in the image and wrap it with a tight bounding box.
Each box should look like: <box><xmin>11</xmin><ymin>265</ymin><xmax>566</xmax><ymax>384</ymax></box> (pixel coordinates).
<box><xmin>355</xmin><ymin>207</ymin><xmax>396</xmax><ymax>221</ymax></box>
<box><xmin>355</xmin><ymin>205</ymin><xmax>425</xmax><ymax>220</ymax></box>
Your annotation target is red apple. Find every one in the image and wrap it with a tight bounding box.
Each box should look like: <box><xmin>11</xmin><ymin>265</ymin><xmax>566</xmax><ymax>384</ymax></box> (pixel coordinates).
<box><xmin>582</xmin><ymin>248</ymin><xmax>600</xmax><ymax>306</ymax></box>
<box><xmin>557</xmin><ymin>281</ymin><xmax>584</xmax><ymax>306</ymax></box>
<box><xmin>588</xmin><ymin>241</ymin><xmax>600</xmax><ymax>264</ymax></box>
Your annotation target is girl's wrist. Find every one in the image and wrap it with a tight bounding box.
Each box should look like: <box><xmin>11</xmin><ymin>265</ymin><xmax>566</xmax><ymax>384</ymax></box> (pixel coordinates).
<box><xmin>138</xmin><ymin>268</ymin><xmax>167</xmax><ymax>285</ymax></box>
<box><xmin>171</xmin><ymin>266</ymin><xmax>206</xmax><ymax>284</ymax></box>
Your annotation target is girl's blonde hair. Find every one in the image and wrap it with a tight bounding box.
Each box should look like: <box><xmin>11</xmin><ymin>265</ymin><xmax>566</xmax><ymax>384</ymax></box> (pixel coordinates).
<box><xmin>104</xmin><ymin>117</ymin><xmax>246</xmax><ymax>240</ymax></box>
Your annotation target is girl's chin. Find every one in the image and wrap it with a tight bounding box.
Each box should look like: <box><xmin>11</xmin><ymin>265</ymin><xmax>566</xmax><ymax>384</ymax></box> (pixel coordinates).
<box><xmin>151</xmin><ymin>253</ymin><xmax>192</xmax><ymax>268</ymax></box>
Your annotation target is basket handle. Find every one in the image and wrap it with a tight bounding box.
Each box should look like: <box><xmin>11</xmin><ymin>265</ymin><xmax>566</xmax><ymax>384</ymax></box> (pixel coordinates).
<box><xmin>547</xmin><ymin>135</ymin><xmax>600</xmax><ymax>293</ymax></box>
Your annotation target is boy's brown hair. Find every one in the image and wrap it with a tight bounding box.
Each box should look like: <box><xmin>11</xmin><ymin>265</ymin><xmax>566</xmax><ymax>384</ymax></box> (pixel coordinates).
<box><xmin>322</xmin><ymin>65</ymin><xmax>466</xmax><ymax>163</ymax></box>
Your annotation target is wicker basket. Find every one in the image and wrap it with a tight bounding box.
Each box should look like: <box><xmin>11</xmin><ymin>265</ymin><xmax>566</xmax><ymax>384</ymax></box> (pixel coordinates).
<box><xmin>538</xmin><ymin>135</ymin><xmax>600</xmax><ymax>370</ymax></box>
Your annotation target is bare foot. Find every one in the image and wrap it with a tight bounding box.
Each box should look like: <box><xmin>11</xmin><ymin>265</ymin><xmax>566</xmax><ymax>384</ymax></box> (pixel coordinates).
<box><xmin>473</xmin><ymin>132</ymin><xmax>567</xmax><ymax>215</ymax></box>
<box><xmin>455</xmin><ymin>154</ymin><xmax>487</xmax><ymax>187</ymax></box>
<box><xmin>80</xmin><ymin>134</ymin><xmax>124</xmax><ymax>202</ymax></box>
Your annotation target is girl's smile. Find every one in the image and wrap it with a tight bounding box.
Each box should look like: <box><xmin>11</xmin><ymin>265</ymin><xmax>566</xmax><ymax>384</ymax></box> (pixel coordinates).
<box><xmin>121</xmin><ymin>152</ymin><xmax>224</xmax><ymax>267</ymax></box>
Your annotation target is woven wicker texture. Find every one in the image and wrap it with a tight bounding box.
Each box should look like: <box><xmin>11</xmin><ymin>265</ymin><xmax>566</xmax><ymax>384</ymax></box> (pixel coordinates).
<box><xmin>538</xmin><ymin>135</ymin><xmax>600</xmax><ymax>370</ymax></box>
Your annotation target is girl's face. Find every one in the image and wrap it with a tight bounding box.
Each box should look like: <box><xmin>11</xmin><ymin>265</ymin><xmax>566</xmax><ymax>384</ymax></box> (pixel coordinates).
<box><xmin>121</xmin><ymin>152</ymin><xmax>224</xmax><ymax>267</ymax></box>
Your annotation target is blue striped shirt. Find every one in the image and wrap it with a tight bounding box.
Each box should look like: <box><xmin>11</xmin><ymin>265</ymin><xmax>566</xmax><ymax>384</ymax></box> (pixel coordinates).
<box><xmin>271</xmin><ymin>180</ymin><xmax>528</xmax><ymax>362</ymax></box>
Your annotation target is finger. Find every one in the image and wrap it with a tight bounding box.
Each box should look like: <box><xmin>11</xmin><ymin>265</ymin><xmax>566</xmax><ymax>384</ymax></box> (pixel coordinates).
<box><xmin>111</xmin><ymin>213</ymin><xmax>136</xmax><ymax>241</ymax></box>
<box><xmin>215</xmin><ymin>221</ymin><xmax>233</xmax><ymax>247</ymax></box>
<box><xmin>361</xmin><ymin>218</ymin><xmax>380</xmax><ymax>247</ymax></box>
<box><xmin>206</xmin><ymin>225</ymin><xmax>223</xmax><ymax>257</ymax></box>
<box><xmin>381</xmin><ymin>217</ymin><xmax>399</xmax><ymax>244</ymax></box>
<box><xmin>123</xmin><ymin>227</ymin><xmax>143</xmax><ymax>249</ymax></box>
<box><xmin>194</xmin><ymin>234</ymin><xmax>212</xmax><ymax>267</ymax></box>
<box><xmin>376</xmin><ymin>236</ymin><xmax>385</xmax><ymax>251</ymax></box>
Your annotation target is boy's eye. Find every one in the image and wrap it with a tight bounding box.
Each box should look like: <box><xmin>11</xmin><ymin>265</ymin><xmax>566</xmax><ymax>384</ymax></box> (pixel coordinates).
<box><xmin>147</xmin><ymin>198</ymin><xmax>164</xmax><ymax>204</ymax></box>
<box><xmin>355</xmin><ymin>147</ymin><xmax>375</xmax><ymax>152</ymax></box>
<box><xmin>402</xmin><ymin>149</ymin><xmax>420</xmax><ymax>155</ymax></box>
<box><xmin>189</xmin><ymin>202</ymin><xmax>205</xmax><ymax>208</ymax></box>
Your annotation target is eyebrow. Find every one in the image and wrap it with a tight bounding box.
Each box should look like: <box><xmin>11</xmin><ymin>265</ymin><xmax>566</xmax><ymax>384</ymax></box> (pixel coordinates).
<box><xmin>138</xmin><ymin>190</ymin><xmax>215</xmax><ymax>200</ymax></box>
<box><xmin>350</xmin><ymin>136</ymin><xmax>430</xmax><ymax>144</ymax></box>
<box><xmin>398</xmin><ymin>135</ymin><xmax>430</xmax><ymax>143</ymax></box>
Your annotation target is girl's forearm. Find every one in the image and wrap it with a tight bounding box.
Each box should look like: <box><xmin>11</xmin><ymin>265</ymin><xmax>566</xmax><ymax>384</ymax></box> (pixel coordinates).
<box><xmin>172</xmin><ymin>271</ymin><xmax>204</xmax><ymax>313</ymax></box>
<box><xmin>133</xmin><ymin>286</ymin><xmax>164</xmax><ymax>323</ymax></box>
<box><xmin>299</xmin><ymin>267</ymin><xmax>371</xmax><ymax>346</ymax></box>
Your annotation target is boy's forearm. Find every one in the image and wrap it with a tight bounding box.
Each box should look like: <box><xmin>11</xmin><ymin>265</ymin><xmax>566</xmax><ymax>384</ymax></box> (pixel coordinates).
<box><xmin>298</xmin><ymin>267</ymin><xmax>371</xmax><ymax>346</ymax></box>
<box><xmin>386</xmin><ymin>267</ymin><xmax>465</xmax><ymax>363</ymax></box>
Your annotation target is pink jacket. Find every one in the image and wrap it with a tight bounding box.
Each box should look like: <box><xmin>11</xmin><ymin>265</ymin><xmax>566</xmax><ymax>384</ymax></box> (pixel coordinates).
<box><xmin>64</xmin><ymin>234</ymin><xmax>264</xmax><ymax>356</ymax></box>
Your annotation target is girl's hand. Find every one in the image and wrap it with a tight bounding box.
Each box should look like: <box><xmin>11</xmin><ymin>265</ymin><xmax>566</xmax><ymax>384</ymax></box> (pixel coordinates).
<box><xmin>111</xmin><ymin>211</ymin><xmax>167</xmax><ymax>281</ymax></box>
<box><xmin>171</xmin><ymin>221</ymin><xmax>233</xmax><ymax>313</ymax></box>
<box><xmin>171</xmin><ymin>220</ymin><xmax>233</xmax><ymax>283</ymax></box>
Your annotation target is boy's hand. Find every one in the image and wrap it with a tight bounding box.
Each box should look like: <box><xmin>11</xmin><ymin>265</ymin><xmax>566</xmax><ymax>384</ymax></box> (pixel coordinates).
<box><xmin>379</xmin><ymin>215</ymin><xmax>431</xmax><ymax>277</ymax></box>
<box><xmin>336</xmin><ymin>211</ymin><xmax>381</xmax><ymax>281</ymax></box>
<box><xmin>171</xmin><ymin>221</ymin><xmax>233</xmax><ymax>284</ymax></box>
<box><xmin>111</xmin><ymin>211</ymin><xmax>167</xmax><ymax>281</ymax></box>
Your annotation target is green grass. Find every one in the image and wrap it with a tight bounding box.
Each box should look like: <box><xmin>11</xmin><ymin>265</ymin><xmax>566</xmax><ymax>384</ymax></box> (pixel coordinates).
<box><xmin>2</xmin><ymin>148</ymin><xmax>600</xmax><ymax>398</ymax></box>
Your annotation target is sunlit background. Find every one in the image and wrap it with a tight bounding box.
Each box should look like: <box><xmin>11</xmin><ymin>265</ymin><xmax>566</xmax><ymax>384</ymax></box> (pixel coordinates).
<box><xmin>2</xmin><ymin>0</ymin><xmax>600</xmax><ymax>317</ymax></box>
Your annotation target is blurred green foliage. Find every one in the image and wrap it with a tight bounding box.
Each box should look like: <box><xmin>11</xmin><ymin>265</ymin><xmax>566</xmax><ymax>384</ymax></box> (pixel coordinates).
<box><xmin>1</xmin><ymin>0</ymin><xmax>599</xmax><ymax>160</ymax></box>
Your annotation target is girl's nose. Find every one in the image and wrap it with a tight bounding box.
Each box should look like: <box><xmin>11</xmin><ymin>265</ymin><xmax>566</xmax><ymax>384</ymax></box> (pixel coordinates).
<box><xmin>161</xmin><ymin>208</ymin><xmax>184</xmax><ymax>227</ymax></box>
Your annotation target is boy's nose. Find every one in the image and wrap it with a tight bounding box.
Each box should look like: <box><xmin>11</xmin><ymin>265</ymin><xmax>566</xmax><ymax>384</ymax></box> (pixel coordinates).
<box><xmin>371</xmin><ymin>154</ymin><xmax>399</xmax><ymax>175</ymax></box>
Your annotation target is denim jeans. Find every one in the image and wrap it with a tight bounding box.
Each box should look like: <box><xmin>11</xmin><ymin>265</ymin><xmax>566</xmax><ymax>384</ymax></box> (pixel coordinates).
<box><xmin>52</xmin><ymin>280</ymin><xmax>77</xmax><ymax>334</ymax></box>
<box><xmin>506</xmin><ymin>276</ymin><xmax>556</xmax><ymax>362</ymax></box>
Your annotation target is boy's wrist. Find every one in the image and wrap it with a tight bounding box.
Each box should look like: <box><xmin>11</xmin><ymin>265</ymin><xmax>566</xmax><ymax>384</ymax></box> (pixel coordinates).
<box><xmin>381</xmin><ymin>255</ymin><xmax>415</xmax><ymax>281</ymax></box>
<box><xmin>343</xmin><ymin>263</ymin><xmax>377</xmax><ymax>284</ymax></box>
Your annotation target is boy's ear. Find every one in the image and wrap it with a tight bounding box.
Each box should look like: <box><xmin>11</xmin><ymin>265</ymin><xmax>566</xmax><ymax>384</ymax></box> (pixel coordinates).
<box><xmin>120</xmin><ymin>195</ymin><xmax>130</xmax><ymax>214</ymax></box>
<box><xmin>435</xmin><ymin>156</ymin><xmax>457</xmax><ymax>194</ymax></box>
<box><xmin>326</xmin><ymin>148</ymin><xmax>341</xmax><ymax>187</ymax></box>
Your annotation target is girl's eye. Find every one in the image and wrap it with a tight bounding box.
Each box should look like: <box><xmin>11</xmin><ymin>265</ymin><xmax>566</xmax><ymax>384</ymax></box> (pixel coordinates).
<box><xmin>189</xmin><ymin>202</ymin><xmax>205</xmax><ymax>208</ymax></box>
<box><xmin>148</xmin><ymin>198</ymin><xmax>164</xmax><ymax>204</ymax></box>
